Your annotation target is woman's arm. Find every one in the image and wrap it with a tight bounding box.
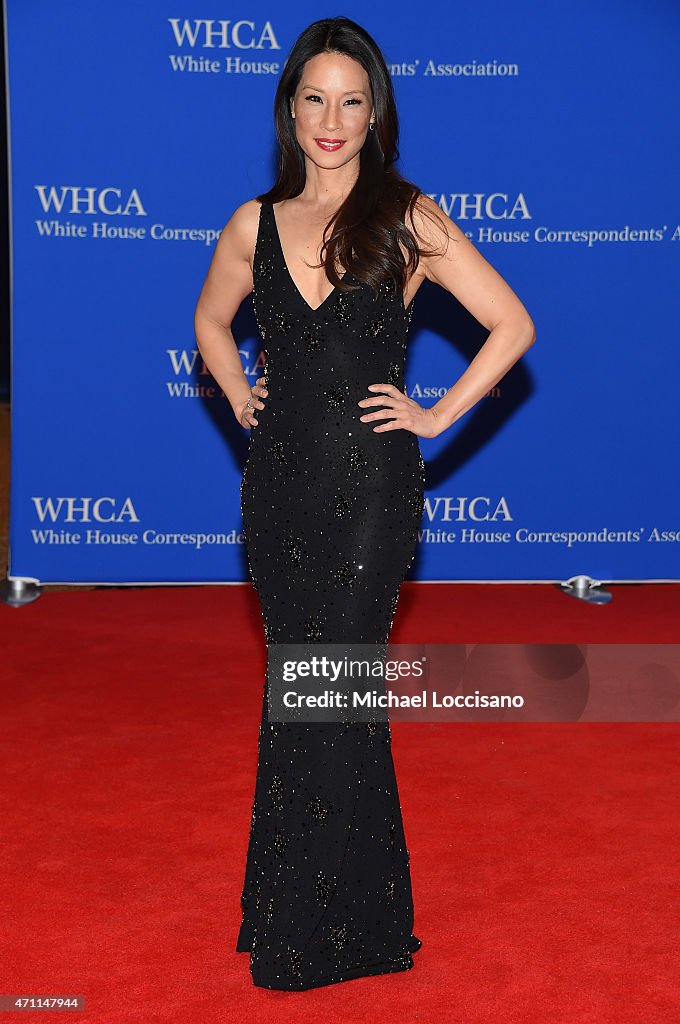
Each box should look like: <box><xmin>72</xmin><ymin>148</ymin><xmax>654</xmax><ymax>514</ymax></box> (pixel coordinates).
<box><xmin>193</xmin><ymin>199</ymin><xmax>267</xmax><ymax>428</ymax></box>
<box><xmin>409</xmin><ymin>194</ymin><xmax>537</xmax><ymax>434</ymax></box>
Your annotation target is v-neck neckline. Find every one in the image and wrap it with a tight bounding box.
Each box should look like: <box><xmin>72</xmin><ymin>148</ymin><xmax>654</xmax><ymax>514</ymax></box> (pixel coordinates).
<box><xmin>269</xmin><ymin>202</ymin><xmax>348</xmax><ymax>314</ymax></box>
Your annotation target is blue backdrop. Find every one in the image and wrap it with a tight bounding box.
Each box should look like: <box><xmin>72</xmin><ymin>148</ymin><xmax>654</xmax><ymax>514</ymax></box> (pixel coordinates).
<box><xmin>5</xmin><ymin>1</ymin><xmax>680</xmax><ymax>584</ymax></box>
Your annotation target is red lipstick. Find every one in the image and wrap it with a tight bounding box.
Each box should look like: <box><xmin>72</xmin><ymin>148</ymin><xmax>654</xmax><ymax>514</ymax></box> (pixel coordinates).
<box><xmin>314</xmin><ymin>138</ymin><xmax>346</xmax><ymax>152</ymax></box>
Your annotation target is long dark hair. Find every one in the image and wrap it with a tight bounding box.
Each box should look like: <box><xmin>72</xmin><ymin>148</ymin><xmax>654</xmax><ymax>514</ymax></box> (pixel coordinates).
<box><xmin>257</xmin><ymin>16</ymin><xmax>443</xmax><ymax>295</ymax></box>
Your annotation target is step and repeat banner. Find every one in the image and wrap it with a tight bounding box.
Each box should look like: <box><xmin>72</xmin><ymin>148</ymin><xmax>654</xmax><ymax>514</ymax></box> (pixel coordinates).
<box><xmin>5</xmin><ymin>1</ymin><xmax>679</xmax><ymax>584</ymax></box>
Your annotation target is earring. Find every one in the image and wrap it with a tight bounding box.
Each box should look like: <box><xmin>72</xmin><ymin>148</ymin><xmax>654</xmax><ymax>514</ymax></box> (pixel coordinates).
<box><xmin>369</xmin><ymin>122</ymin><xmax>375</xmax><ymax>131</ymax></box>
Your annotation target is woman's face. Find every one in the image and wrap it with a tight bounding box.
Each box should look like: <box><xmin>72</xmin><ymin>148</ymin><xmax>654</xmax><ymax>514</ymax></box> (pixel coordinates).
<box><xmin>290</xmin><ymin>51</ymin><xmax>374</xmax><ymax>169</ymax></box>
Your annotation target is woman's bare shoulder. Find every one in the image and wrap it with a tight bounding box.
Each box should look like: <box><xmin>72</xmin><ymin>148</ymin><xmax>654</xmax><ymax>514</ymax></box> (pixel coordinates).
<box><xmin>228</xmin><ymin>196</ymin><xmax>263</xmax><ymax>226</ymax></box>
<box><xmin>406</xmin><ymin>193</ymin><xmax>457</xmax><ymax>247</ymax></box>
<box><xmin>219</xmin><ymin>197</ymin><xmax>264</xmax><ymax>263</ymax></box>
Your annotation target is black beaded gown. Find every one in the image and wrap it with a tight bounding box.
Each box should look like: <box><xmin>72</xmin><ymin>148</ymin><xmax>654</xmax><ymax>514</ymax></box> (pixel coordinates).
<box><xmin>237</xmin><ymin>199</ymin><xmax>425</xmax><ymax>990</ymax></box>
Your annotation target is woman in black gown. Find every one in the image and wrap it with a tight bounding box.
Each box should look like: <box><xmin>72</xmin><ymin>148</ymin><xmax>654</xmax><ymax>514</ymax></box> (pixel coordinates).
<box><xmin>194</xmin><ymin>17</ymin><xmax>536</xmax><ymax>992</ymax></box>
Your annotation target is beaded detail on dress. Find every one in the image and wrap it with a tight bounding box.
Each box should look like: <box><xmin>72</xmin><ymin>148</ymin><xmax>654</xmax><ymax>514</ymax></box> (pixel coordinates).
<box><xmin>237</xmin><ymin>200</ymin><xmax>425</xmax><ymax>991</ymax></box>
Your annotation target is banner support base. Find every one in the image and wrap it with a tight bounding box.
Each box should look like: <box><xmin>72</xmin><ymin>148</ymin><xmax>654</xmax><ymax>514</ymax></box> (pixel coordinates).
<box><xmin>560</xmin><ymin>574</ymin><xmax>613</xmax><ymax>605</ymax></box>
<box><xmin>0</xmin><ymin>577</ymin><xmax>43</xmax><ymax>607</ymax></box>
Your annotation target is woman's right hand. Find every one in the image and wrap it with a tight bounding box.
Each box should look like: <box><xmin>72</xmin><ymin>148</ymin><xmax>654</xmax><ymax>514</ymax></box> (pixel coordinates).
<box><xmin>237</xmin><ymin>376</ymin><xmax>268</xmax><ymax>429</ymax></box>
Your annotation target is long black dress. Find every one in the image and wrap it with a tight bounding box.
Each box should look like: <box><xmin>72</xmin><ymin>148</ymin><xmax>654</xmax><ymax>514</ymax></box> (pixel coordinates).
<box><xmin>237</xmin><ymin>199</ymin><xmax>425</xmax><ymax>990</ymax></box>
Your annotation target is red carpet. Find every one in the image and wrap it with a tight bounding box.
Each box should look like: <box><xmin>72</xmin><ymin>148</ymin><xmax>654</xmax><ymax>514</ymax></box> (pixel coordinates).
<box><xmin>1</xmin><ymin>582</ymin><xmax>678</xmax><ymax>1023</ymax></box>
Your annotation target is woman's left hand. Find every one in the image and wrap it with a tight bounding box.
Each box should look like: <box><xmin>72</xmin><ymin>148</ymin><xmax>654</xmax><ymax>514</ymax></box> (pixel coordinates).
<box><xmin>358</xmin><ymin>383</ymin><xmax>443</xmax><ymax>439</ymax></box>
